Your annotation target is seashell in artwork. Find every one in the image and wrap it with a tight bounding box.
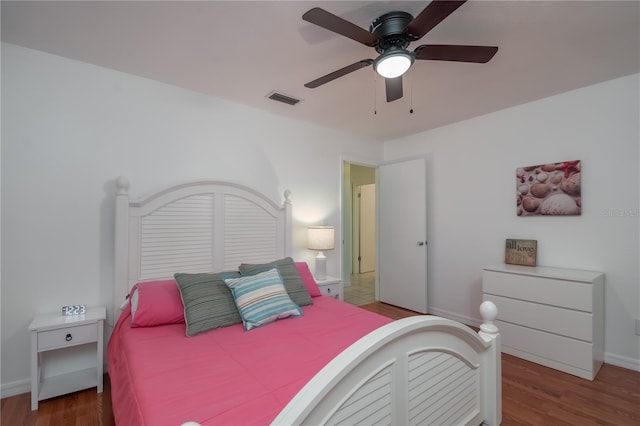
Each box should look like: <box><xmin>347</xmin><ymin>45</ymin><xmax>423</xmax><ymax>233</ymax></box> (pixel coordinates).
<box><xmin>550</xmin><ymin>172</ymin><xmax>563</xmax><ymax>184</ymax></box>
<box><xmin>536</xmin><ymin>172</ymin><xmax>548</xmax><ymax>182</ymax></box>
<box><xmin>541</xmin><ymin>164</ymin><xmax>557</xmax><ymax>172</ymax></box>
<box><xmin>561</xmin><ymin>172</ymin><xmax>581</xmax><ymax>196</ymax></box>
<box><xmin>518</xmin><ymin>184</ymin><xmax>529</xmax><ymax>195</ymax></box>
<box><xmin>522</xmin><ymin>197</ymin><xmax>540</xmax><ymax>212</ymax></box>
<box><xmin>540</xmin><ymin>194</ymin><xmax>580</xmax><ymax>215</ymax></box>
<box><xmin>530</xmin><ymin>183</ymin><xmax>551</xmax><ymax>198</ymax></box>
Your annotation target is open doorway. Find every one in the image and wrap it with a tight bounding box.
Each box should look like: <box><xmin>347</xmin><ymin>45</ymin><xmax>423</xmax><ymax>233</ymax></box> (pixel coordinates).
<box><xmin>343</xmin><ymin>162</ymin><xmax>376</xmax><ymax>306</ymax></box>
<box><xmin>354</xmin><ymin>183</ymin><xmax>375</xmax><ymax>273</ymax></box>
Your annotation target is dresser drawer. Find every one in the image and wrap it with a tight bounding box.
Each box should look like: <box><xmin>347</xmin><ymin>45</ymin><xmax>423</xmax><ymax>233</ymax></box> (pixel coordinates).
<box><xmin>484</xmin><ymin>294</ymin><xmax>593</xmax><ymax>341</ymax></box>
<box><xmin>498</xmin><ymin>320</ymin><xmax>594</xmax><ymax>373</ymax></box>
<box><xmin>37</xmin><ymin>323</ymin><xmax>98</xmax><ymax>351</ymax></box>
<box><xmin>483</xmin><ymin>270</ymin><xmax>592</xmax><ymax>311</ymax></box>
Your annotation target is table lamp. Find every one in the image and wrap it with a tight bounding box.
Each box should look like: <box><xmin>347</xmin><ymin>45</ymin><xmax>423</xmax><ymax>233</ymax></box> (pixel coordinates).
<box><xmin>307</xmin><ymin>226</ymin><xmax>335</xmax><ymax>280</ymax></box>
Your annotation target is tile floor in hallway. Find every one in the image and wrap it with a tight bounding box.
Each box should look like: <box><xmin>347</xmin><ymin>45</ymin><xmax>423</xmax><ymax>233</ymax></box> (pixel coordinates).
<box><xmin>344</xmin><ymin>271</ymin><xmax>376</xmax><ymax>306</ymax></box>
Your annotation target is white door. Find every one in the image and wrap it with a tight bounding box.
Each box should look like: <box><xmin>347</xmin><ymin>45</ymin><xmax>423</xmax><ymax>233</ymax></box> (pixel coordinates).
<box><xmin>359</xmin><ymin>184</ymin><xmax>376</xmax><ymax>273</ymax></box>
<box><xmin>377</xmin><ymin>158</ymin><xmax>428</xmax><ymax>313</ymax></box>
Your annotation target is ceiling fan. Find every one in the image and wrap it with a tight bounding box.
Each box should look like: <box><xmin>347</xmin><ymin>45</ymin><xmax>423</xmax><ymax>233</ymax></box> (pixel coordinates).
<box><xmin>302</xmin><ymin>0</ymin><xmax>498</xmax><ymax>102</ymax></box>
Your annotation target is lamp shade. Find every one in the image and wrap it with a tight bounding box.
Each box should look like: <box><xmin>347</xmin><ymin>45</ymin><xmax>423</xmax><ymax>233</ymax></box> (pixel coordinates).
<box><xmin>307</xmin><ymin>226</ymin><xmax>335</xmax><ymax>251</ymax></box>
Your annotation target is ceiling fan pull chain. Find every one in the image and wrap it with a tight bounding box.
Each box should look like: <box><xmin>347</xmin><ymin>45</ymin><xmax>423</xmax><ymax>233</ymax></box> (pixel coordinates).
<box><xmin>373</xmin><ymin>71</ymin><xmax>377</xmax><ymax>115</ymax></box>
<box><xmin>409</xmin><ymin>67</ymin><xmax>414</xmax><ymax>114</ymax></box>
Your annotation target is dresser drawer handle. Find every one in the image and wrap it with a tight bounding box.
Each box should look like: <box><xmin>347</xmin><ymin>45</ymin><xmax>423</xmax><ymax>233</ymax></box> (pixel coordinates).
<box><xmin>326</xmin><ymin>288</ymin><xmax>332</xmax><ymax>293</ymax></box>
<box><xmin>65</xmin><ymin>333</ymin><xmax>72</xmax><ymax>342</ymax></box>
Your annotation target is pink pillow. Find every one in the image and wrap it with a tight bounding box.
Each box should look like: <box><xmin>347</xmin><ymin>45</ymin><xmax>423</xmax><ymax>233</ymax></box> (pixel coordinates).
<box><xmin>130</xmin><ymin>279</ymin><xmax>185</xmax><ymax>327</ymax></box>
<box><xmin>295</xmin><ymin>262</ymin><xmax>321</xmax><ymax>297</ymax></box>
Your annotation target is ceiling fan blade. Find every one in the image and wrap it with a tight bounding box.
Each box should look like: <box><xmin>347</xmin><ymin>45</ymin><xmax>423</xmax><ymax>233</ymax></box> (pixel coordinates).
<box><xmin>305</xmin><ymin>60</ymin><xmax>373</xmax><ymax>89</ymax></box>
<box><xmin>414</xmin><ymin>44</ymin><xmax>498</xmax><ymax>63</ymax></box>
<box><xmin>406</xmin><ymin>1</ymin><xmax>467</xmax><ymax>41</ymax></box>
<box><xmin>303</xmin><ymin>7</ymin><xmax>379</xmax><ymax>47</ymax></box>
<box><xmin>385</xmin><ymin>77</ymin><xmax>403</xmax><ymax>102</ymax></box>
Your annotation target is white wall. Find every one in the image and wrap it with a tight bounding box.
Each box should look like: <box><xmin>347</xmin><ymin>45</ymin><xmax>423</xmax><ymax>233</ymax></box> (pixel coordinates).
<box><xmin>0</xmin><ymin>43</ymin><xmax>382</xmax><ymax>396</ymax></box>
<box><xmin>384</xmin><ymin>74</ymin><xmax>640</xmax><ymax>370</ymax></box>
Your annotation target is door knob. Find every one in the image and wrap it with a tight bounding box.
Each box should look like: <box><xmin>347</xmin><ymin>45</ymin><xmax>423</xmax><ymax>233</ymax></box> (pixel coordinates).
<box><xmin>417</xmin><ymin>241</ymin><xmax>425</xmax><ymax>246</ymax></box>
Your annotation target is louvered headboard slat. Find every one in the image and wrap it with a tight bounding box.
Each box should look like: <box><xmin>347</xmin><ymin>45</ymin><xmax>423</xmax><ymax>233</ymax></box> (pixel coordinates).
<box><xmin>138</xmin><ymin>194</ymin><xmax>215</xmax><ymax>281</ymax></box>
<box><xmin>113</xmin><ymin>177</ymin><xmax>292</xmax><ymax>323</ymax></box>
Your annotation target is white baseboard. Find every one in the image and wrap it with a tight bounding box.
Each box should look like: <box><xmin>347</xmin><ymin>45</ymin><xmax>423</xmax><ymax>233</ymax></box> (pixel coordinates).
<box><xmin>604</xmin><ymin>352</ymin><xmax>640</xmax><ymax>372</ymax></box>
<box><xmin>428</xmin><ymin>306</ymin><xmax>481</xmax><ymax>328</ymax></box>
<box><xmin>1</xmin><ymin>378</ymin><xmax>30</xmax><ymax>399</ymax></box>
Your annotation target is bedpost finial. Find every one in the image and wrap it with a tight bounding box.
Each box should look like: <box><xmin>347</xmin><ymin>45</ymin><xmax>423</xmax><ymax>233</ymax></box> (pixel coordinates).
<box><xmin>283</xmin><ymin>189</ymin><xmax>292</xmax><ymax>203</ymax></box>
<box><xmin>116</xmin><ymin>176</ymin><xmax>130</xmax><ymax>195</ymax></box>
<box><xmin>479</xmin><ymin>300</ymin><xmax>499</xmax><ymax>335</ymax></box>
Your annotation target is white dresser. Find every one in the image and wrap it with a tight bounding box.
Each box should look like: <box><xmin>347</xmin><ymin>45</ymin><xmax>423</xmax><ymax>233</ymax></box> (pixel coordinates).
<box><xmin>482</xmin><ymin>264</ymin><xmax>604</xmax><ymax>380</ymax></box>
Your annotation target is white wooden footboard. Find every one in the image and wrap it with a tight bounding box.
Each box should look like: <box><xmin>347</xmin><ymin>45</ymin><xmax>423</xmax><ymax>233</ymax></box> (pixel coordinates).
<box><xmin>271</xmin><ymin>301</ymin><xmax>501</xmax><ymax>426</ymax></box>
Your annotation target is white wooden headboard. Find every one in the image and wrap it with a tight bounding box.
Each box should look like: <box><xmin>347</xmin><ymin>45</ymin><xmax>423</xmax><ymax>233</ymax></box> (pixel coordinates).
<box><xmin>113</xmin><ymin>176</ymin><xmax>292</xmax><ymax>322</ymax></box>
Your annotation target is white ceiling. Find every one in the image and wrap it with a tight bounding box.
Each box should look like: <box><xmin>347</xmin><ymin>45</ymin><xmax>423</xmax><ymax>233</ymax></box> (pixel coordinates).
<box><xmin>2</xmin><ymin>1</ymin><xmax>639</xmax><ymax>142</ymax></box>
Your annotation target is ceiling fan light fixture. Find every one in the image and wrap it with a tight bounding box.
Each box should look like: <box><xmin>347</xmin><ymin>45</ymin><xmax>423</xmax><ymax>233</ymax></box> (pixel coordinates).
<box><xmin>374</xmin><ymin>48</ymin><xmax>414</xmax><ymax>79</ymax></box>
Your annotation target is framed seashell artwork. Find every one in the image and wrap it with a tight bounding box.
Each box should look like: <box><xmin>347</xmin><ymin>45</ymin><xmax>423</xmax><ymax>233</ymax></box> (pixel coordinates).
<box><xmin>505</xmin><ymin>239</ymin><xmax>537</xmax><ymax>266</ymax></box>
<box><xmin>516</xmin><ymin>160</ymin><xmax>581</xmax><ymax>216</ymax></box>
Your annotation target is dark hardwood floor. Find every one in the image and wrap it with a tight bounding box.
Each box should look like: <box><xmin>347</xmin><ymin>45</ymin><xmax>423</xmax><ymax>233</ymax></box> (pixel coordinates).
<box><xmin>3</xmin><ymin>302</ymin><xmax>639</xmax><ymax>425</ymax></box>
<box><xmin>1</xmin><ymin>377</ymin><xmax>114</xmax><ymax>426</ymax></box>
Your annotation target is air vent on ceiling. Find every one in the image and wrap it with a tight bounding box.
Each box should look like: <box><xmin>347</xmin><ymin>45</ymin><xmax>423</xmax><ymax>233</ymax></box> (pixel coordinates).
<box><xmin>266</xmin><ymin>91</ymin><xmax>301</xmax><ymax>106</ymax></box>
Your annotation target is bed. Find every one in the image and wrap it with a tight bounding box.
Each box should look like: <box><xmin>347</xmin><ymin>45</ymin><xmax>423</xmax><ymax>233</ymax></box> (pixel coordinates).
<box><xmin>108</xmin><ymin>176</ymin><xmax>502</xmax><ymax>425</ymax></box>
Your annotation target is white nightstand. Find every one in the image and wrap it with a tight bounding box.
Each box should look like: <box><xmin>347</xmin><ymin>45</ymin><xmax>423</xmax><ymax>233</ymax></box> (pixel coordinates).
<box><xmin>315</xmin><ymin>276</ymin><xmax>343</xmax><ymax>300</ymax></box>
<box><xmin>29</xmin><ymin>306</ymin><xmax>106</xmax><ymax>410</ymax></box>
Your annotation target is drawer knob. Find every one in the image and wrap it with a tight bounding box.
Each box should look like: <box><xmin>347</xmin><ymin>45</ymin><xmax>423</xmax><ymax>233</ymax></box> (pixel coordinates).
<box><xmin>327</xmin><ymin>288</ymin><xmax>332</xmax><ymax>293</ymax></box>
<box><xmin>65</xmin><ymin>333</ymin><xmax>72</xmax><ymax>342</ymax></box>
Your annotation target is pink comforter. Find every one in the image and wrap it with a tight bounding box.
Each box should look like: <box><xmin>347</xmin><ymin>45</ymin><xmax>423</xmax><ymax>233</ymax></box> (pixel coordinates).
<box><xmin>108</xmin><ymin>297</ymin><xmax>392</xmax><ymax>425</ymax></box>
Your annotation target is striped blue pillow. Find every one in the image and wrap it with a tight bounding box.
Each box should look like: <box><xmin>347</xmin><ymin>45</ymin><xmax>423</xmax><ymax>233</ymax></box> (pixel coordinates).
<box><xmin>224</xmin><ymin>268</ymin><xmax>303</xmax><ymax>331</ymax></box>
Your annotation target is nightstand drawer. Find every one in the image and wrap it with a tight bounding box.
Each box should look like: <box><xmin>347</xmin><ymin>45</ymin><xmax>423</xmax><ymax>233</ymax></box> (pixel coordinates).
<box><xmin>37</xmin><ymin>323</ymin><xmax>97</xmax><ymax>351</ymax></box>
<box><xmin>319</xmin><ymin>283</ymin><xmax>340</xmax><ymax>299</ymax></box>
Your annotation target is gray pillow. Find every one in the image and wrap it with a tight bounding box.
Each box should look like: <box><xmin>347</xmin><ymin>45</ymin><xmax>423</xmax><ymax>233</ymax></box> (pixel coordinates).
<box><xmin>238</xmin><ymin>257</ymin><xmax>313</xmax><ymax>307</ymax></box>
<box><xmin>174</xmin><ymin>271</ymin><xmax>242</xmax><ymax>337</ymax></box>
